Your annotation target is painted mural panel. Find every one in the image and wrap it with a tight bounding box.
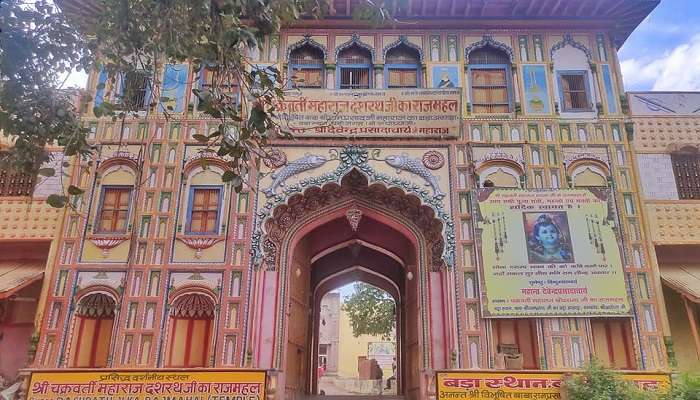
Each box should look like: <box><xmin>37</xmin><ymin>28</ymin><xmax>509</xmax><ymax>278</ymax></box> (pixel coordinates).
<box><xmin>475</xmin><ymin>189</ymin><xmax>630</xmax><ymax>317</ymax></box>
<box><xmin>431</xmin><ymin>65</ymin><xmax>460</xmax><ymax>89</ymax></box>
<box><xmin>601</xmin><ymin>65</ymin><xmax>618</xmax><ymax>114</ymax></box>
<box><xmin>28</xmin><ymin>370</ymin><xmax>266</xmax><ymax>400</ymax></box>
<box><xmin>436</xmin><ymin>371</ymin><xmax>670</xmax><ymax>399</ymax></box>
<box><xmin>522</xmin><ymin>65</ymin><xmax>551</xmax><ymax>114</ymax></box>
<box><xmin>276</xmin><ymin>89</ymin><xmax>461</xmax><ymax>137</ymax></box>
<box><xmin>159</xmin><ymin>64</ymin><xmax>189</xmax><ymax>113</ymax></box>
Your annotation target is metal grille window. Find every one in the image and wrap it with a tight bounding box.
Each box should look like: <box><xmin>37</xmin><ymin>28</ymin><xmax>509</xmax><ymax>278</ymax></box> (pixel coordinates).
<box><xmin>120</xmin><ymin>71</ymin><xmax>151</xmax><ymax>110</ymax></box>
<box><xmin>289</xmin><ymin>45</ymin><xmax>324</xmax><ymax>88</ymax></box>
<box><xmin>559</xmin><ymin>72</ymin><xmax>591</xmax><ymax>112</ymax></box>
<box><xmin>0</xmin><ymin>169</ymin><xmax>35</xmax><ymax>196</ymax></box>
<box><xmin>385</xmin><ymin>45</ymin><xmax>420</xmax><ymax>88</ymax></box>
<box><xmin>187</xmin><ymin>187</ymin><xmax>221</xmax><ymax>234</ymax></box>
<box><xmin>97</xmin><ymin>187</ymin><xmax>131</xmax><ymax>233</ymax></box>
<box><xmin>468</xmin><ymin>47</ymin><xmax>512</xmax><ymax>113</ymax></box>
<box><xmin>337</xmin><ymin>46</ymin><xmax>372</xmax><ymax>89</ymax></box>
<box><xmin>672</xmin><ymin>150</ymin><xmax>700</xmax><ymax>200</ymax></box>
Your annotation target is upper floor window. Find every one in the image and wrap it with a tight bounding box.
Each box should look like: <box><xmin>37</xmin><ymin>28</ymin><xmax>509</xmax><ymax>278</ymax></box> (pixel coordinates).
<box><xmin>187</xmin><ymin>187</ymin><xmax>222</xmax><ymax>234</ymax></box>
<box><xmin>672</xmin><ymin>148</ymin><xmax>700</xmax><ymax>200</ymax></box>
<box><xmin>558</xmin><ymin>71</ymin><xmax>592</xmax><ymax>112</ymax></box>
<box><xmin>289</xmin><ymin>45</ymin><xmax>324</xmax><ymax>88</ymax></box>
<box><xmin>468</xmin><ymin>47</ymin><xmax>512</xmax><ymax>113</ymax></box>
<box><xmin>385</xmin><ymin>44</ymin><xmax>421</xmax><ymax>88</ymax></box>
<box><xmin>119</xmin><ymin>71</ymin><xmax>151</xmax><ymax>110</ymax></box>
<box><xmin>97</xmin><ymin>186</ymin><xmax>132</xmax><ymax>233</ymax></box>
<box><xmin>0</xmin><ymin>168</ymin><xmax>35</xmax><ymax>197</ymax></box>
<box><xmin>337</xmin><ymin>46</ymin><xmax>372</xmax><ymax>89</ymax></box>
<box><xmin>197</xmin><ymin>68</ymin><xmax>240</xmax><ymax>111</ymax></box>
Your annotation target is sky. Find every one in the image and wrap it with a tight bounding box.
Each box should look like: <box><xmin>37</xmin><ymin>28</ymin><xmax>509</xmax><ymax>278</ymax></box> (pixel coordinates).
<box><xmin>619</xmin><ymin>0</ymin><xmax>700</xmax><ymax>91</ymax></box>
<box><xmin>64</xmin><ymin>0</ymin><xmax>700</xmax><ymax>92</ymax></box>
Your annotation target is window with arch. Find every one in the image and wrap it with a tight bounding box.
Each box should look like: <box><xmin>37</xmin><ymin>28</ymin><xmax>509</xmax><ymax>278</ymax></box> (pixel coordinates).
<box><xmin>196</xmin><ymin>67</ymin><xmax>240</xmax><ymax>111</ymax></box>
<box><xmin>96</xmin><ymin>186</ymin><xmax>132</xmax><ymax>233</ymax></box>
<box><xmin>166</xmin><ymin>292</ymin><xmax>215</xmax><ymax>367</ymax></box>
<box><xmin>186</xmin><ymin>186</ymin><xmax>222</xmax><ymax>234</ymax></box>
<box><xmin>468</xmin><ymin>46</ymin><xmax>512</xmax><ymax>113</ymax></box>
<box><xmin>289</xmin><ymin>45</ymin><xmax>324</xmax><ymax>88</ymax></box>
<box><xmin>385</xmin><ymin>44</ymin><xmax>421</xmax><ymax>88</ymax></box>
<box><xmin>68</xmin><ymin>293</ymin><xmax>116</xmax><ymax>368</ymax></box>
<box><xmin>337</xmin><ymin>46</ymin><xmax>372</xmax><ymax>89</ymax></box>
<box><xmin>671</xmin><ymin>147</ymin><xmax>700</xmax><ymax>199</ymax></box>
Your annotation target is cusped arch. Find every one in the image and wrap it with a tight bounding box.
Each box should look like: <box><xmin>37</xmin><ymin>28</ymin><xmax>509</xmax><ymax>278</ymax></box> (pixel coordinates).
<box><xmin>98</xmin><ymin>151</ymin><xmax>139</xmax><ymax>175</ymax></box>
<box><xmin>335</xmin><ymin>33</ymin><xmax>375</xmax><ymax>61</ymax></box>
<box><xmin>383</xmin><ymin>36</ymin><xmax>424</xmax><ymax>63</ymax></box>
<box><xmin>262</xmin><ymin>170</ymin><xmax>446</xmax><ymax>272</ymax></box>
<box><xmin>565</xmin><ymin>155</ymin><xmax>610</xmax><ymax>187</ymax></box>
<box><xmin>551</xmin><ymin>33</ymin><xmax>592</xmax><ymax>62</ymax></box>
<box><xmin>169</xmin><ymin>287</ymin><xmax>217</xmax><ymax>319</ymax></box>
<box><xmin>465</xmin><ymin>35</ymin><xmax>515</xmax><ymax>64</ymax></box>
<box><xmin>183</xmin><ymin>151</ymin><xmax>230</xmax><ymax>176</ymax></box>
<box><xmin>286</xmin><ymin>34</ymin><xmax>328</xmax><ymax>63</ymax></box>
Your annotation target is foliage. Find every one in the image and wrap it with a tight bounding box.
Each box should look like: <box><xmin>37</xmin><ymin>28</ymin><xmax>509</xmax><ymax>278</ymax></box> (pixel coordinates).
<box><xmin>563</xmin><ymin>361</ymin><xmax>657</xmax><ymax>400</ymax></box>
<box><xmin>341</xmin><ymin>282</ymin><xmax>396</xmax><ymax>340</ymax></box>
<box><xmin>0</xmin><ymin>0</ymin><xmax>92</xmax><ymax>173</ymax></box>
<box><xmin>0</xmin><ymin>0</ymin><xmax>391</xmax><ymax>202</ymax></box>
<box><xmin>564</xmin><ymin>361</ymin><xmax>700</xmax><ymax>400</ymax></box>
<box><xmin>665</xmin><ymin>374</ymin><xmax>700</xmax><ymax>400</ymax></box>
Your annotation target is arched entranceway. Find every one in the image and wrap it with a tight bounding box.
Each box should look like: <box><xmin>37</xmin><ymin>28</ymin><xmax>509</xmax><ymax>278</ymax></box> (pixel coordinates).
<box><xmin>251</xmin><ymin>170</ymin><xmax>455</xmax><ymax>400</ymax></box>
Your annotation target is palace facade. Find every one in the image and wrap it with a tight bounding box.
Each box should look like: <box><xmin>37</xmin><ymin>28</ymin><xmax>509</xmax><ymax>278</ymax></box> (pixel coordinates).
<box><xmin>21</xmin><ymin>1</ymin><xmax>677</xmax><ymax>399</ymax></box>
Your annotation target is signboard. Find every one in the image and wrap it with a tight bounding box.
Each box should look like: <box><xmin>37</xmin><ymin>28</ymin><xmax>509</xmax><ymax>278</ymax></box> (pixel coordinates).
<box><xmin>28</xmin><ymin>370</ymin><xmax>266</xmax><ymax>400</ymax></box>
<box><xmin>276</xmin><ymin>88</ymin><xmax>461</xmax><ymax>138</ymax></box>
<box><xmin>436</xmin><ymin>371</ymin><xmax>670</xmax><ymax>400</ymax></box>
<box><xmin>475</xmin><ymin>189</ymin><xmax>630</xmax><ymax>317</ymax></box>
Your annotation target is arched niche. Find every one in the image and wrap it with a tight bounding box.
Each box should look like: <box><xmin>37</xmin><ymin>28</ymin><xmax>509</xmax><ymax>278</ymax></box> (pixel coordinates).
<box><xmin>477</xmin><ymin>163</ymin><xmax>523</xmax><ymax>188</ymax></box>
<box><xmin>165</xmin><ymin>288</ymin><xmax>217</xmax><ymax>367</ymax></box>
<box><xmin>68</xmin><ymin>291</ymin><xmax>117</xmax><ymax>368</ymax></box>
<box><xmin>568</xmin><ymin>159</ymin><xmax>610</xmax><ymax>188</ymax></box>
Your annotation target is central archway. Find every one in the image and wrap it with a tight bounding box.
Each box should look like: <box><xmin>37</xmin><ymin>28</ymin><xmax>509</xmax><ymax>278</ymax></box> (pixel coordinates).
<box><xmin>251</xmin><ymin>170</ymin><xmax>454</xmax><ymax>400</ymax></box>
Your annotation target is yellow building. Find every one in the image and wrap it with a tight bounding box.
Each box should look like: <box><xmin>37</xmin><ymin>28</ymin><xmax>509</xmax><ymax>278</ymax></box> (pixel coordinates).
<box><xmin>629</xmin><ymin>91</ymin><xmax>700</xmax><ymax>373</ymax></box>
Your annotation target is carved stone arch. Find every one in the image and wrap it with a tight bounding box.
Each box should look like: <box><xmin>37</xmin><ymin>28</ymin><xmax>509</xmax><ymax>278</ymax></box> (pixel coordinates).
<box><xmin>98</xmin><ymin>151</ymin><xmax>139</xmax><ymax>174</ymax></box>
<box><xmin>335</xmin><ymin>33</ymin><xmax>376</xmax><ymax>61</ymax></box>
<box><xmin>382</xmin><ymin>35</ymin><xmax>424</xmax><ymax>63</ymax></box>
<box><xmin>183</xmin><ymin>150</ymin><xmax>230</xmax><ymax>176</ymax></box>
<box><xmin>74</xmin><ymin>291</ymin><xmax>117</xmax><ymax>318</ymax></box>
<box><xmin>551</xmin><ymin>33</ymin><xmax>593</xmax><ymax>62</ymax></box>
<box><xmin>261</xmin><ymin>169</ymin><xmax>447</xmax><ymax>272</ymax></box>
<box><xmin>169</xmin><ymin>288</ymin><xmax>217</xmax><ymax>319</ymax></box>
<box><xmin>286</xmin><ymin>33</ymin><xmax>329</xmax><ymax>63</ymax></box>
<box><xmin>465</xmin><ymin>35</ymin><xmax>515</xmax><ymax>64</ymax></box>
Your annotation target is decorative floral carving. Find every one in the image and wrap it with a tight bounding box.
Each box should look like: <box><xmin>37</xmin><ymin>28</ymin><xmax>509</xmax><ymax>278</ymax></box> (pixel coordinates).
<box><xmin>550</xmin><ymin>33</ymin><xmax>593</xmax><ymax>61</ymax></box>
<box><xmin>345</xmin><ymin>206</ymin><xmax>363</xmax><ymax>231</ymax></box>
<box><xmin>335</xmin><ymin>33</ymin><xmax>375</xmax><ymax>61</ymax></box>
<box><xmin>285</xmin><ymin>33</ymin><xmax>328</xmax><ymax>62</ymax></box>
<box><xmin>382</xmin><ymin>35</ymin><xmax>424</xmax><ymax>63</ymax></box>
<box><xmin>260</xmin><ymin>170</ymin><xmax>449</xmax><ymax>271</ymax></box>
<box><xmin>252</xmin><ymin>145</ymin><xmax>455</xmax><ymax>272</ymax></box>
<box><xmin>177</xmin><ymin>237</ymin><xmax>223</xmax><ymax>258</ymax></box>
<box><xmin>422</xmin><ymin>151</ymin><xmax>445</xmax><ymax>170</ymax></box>
<box><xmin>263</xmin><ymin>149</ymin><xmax>288</xmax><ymax>169</ymax></box>
<box><xmin>90</xmin><ymin>237</ymin><xmax>127</xmax><ymax>257</ymax></box>
<box><xmin>465</xmin><ymin>35</ymin><xmax>515</xmax><ymax>63</ymax></box>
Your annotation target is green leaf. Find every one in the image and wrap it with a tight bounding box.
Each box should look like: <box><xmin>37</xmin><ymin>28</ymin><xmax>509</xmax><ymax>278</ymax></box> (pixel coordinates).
<box><xmin>46</xmin><ymin>194</ymin><xmax>68</xmax><ymax>208</ymax></box>
<box><xmin>38</xmin><ymin>168</ymin><xmax>56</xmax><ymax>177</ymax></box>
<box><xmin>67</xmin><ymin>185</ymin><xmax>84</xmax><ymax>195</ymax></box>
<box><xmin>192</xmin><ymin>134</ymin><xmax>209</xmax><ymax>143</ymax></box>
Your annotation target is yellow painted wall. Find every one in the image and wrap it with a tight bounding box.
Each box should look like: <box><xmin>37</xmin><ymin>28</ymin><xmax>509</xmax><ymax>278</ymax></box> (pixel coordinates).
<box><xmin>663</xmin><ymin>286</ymin><xmax>700</xmax><ymax>372</ymax></box>
<box><xmin>337</xmin><ymin>307</ymin><xmax>394</xmax><ymax>379</ymax></box>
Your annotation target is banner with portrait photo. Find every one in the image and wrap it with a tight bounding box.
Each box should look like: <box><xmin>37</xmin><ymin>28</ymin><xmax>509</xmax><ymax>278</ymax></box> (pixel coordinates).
<box><xmin>475</xmin><ymin>189</ymin><xmax>630</xmax><ymax>317</ymax></box>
